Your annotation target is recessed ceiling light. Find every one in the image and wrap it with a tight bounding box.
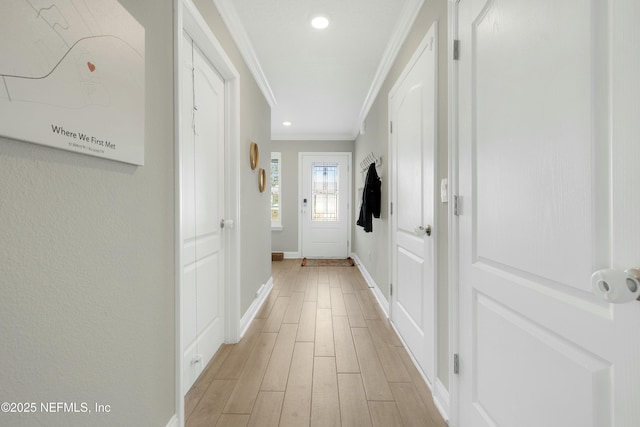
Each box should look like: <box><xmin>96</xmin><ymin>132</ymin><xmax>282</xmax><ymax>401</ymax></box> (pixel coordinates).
<box><xmin>311</xmin><ymin>15</ymin><xmax>330</xmax><ymax>29</ymax></box>
<box><xmin>282</xmin><ymin>121</ymin><xmax>292</xmax><ymax>126</ymax></box>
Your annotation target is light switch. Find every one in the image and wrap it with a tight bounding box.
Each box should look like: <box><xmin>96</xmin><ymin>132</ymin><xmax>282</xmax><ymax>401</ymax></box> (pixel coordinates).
<box><xmin>440</xmin><ymin>178</ymin><xmax>448</xmax><ymax>203</ymax></box>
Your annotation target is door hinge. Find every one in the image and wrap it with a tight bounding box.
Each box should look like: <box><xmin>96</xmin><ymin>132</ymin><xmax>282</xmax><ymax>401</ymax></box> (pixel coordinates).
<box><xmin>390</xmin><ymin>121</ymin><xmax>393</xmax><ymax>134</ymax></box>
<box><xmin>453</xmin><ymin>195</ymin><xmax>459</xmax><ymax>216</ymax></box>
<box><xmin>390</xmin><ymin>202</ymin><xmax>393</xmax><ymax>215</ymax></box>
<box><xmin>453</xmin><ymin>39</ymin><xmax>460</xmax><ymax>60</ymax></box>
<box><xmin>454</xmin><ymin>353</ymin><xmax>460</xmax><ymax>374</ymax></box>
<box><xmin>390</xmin><ymin>283</ymin><xmax>393</xmax><ymax>296</ymax></box>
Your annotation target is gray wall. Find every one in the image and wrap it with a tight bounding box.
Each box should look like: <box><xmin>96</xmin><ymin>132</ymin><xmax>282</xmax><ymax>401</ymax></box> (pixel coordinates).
<box><xmin>0</xmin><ymin>1</ymin><xmax>175</xmax><ymax>425</ymax></box>
<box><xmin>271</xmin><ymin>140</ymin><xmax>354</xmax><ymax>254</ymax></box>
<box><xmin>194</xmin><ymin>0</ymin><xmax>272</xmax><ymax>315</ymax></box>
<box><xmin>352</xmin><ymin>0</ymin><xmax>450</xmax><ymax>390</ymax></box>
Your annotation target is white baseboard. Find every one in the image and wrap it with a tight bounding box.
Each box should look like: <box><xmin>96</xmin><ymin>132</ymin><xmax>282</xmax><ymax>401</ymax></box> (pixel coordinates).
<box><xmin>239</xmin><ymin>277</ymin><xmax>273</xmax><ymax>338</ymax></box>
<box><xmin>433</xmin><ymin>378</ymin><xmax>450</xmax><ymax>424</ymax></box>
<box><xmin>165</xmin><ymin>414</ymin><xmax>178</xmax><ymax>427</ymax></box>
<box><xmin>350</xmin><ymin>252</ymin><xmax>389</xmax><ymax>317</ymax></box>
<box><xmin>283</xmin><ymin>251</ymin><xmax>300</xmax><ymax>259</ymax></box>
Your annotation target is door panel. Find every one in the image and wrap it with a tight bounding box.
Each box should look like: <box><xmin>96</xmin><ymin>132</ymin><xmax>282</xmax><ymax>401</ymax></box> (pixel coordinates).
<box><xmin>301</xmin><ymin>154</ymin><xmax>350</xmax><ymax>258</ymax></box>
<box><xmin>390</xmin><ymin>22</ymin><xmax>437</xmax><ymax>385</ymax></box>
<box><xmin>396</xmin><ymin>87</ymin><xmax>423</xmax><ymax>234</ymax></box>
<box><xmin>474</xmin><ymin>294</ymin><xmax>611</xmax><ymax>427</ymax></box>
<box><xmin>457</xmin><ymin>0</ymin><xmax>640</xmax><ymax>425</ymax></box>
<box><xmin>396</xmin><ymin>248</ymin><xmax>425</xmax><ymax>331</ymax></box>
<box><xmin>473</xmin><ymin>0</ymin><xmax>597</xmax><ymax>292</ymax></box>
<box><xmin>181</xmin><ymin>33</ymin><xmax>225</xmax><ymax>394</ymax></box>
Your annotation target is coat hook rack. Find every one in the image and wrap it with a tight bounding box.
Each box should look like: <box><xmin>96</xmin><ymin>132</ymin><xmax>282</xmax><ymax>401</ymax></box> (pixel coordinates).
<box><xmin>360</xmin><ymin>152</ymin><xmax>381</xmax><ymax>172</ymax></box>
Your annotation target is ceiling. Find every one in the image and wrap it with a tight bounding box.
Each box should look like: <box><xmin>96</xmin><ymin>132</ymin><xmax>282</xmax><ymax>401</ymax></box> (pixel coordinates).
<box><xmin>214</xmin><ymin>0</ymin><xmax>424</xmax><ymax>141</ymax></box>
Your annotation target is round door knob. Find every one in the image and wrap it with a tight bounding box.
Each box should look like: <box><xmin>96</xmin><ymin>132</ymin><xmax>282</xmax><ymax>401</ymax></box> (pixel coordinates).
<box><xmin>220</xmin><ymin>219</ymin><xmax>235</xmax><ymax>229</ymax></box>
<box><xmin>591</xmin><ymin>268</ymin><xmax>640</xmax><ymax>303</ymax></box>
<box><xmin>415</xmin><ymin>225</ymin><xmax>432</xmax><ymax>237</ymax></box>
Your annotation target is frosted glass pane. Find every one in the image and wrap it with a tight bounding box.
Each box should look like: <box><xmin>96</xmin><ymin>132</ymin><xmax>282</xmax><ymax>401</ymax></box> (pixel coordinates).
<box><xmin>312</xmin><ymin>163</ymin><xmax>339</xmax><ymax>222</ymax></box>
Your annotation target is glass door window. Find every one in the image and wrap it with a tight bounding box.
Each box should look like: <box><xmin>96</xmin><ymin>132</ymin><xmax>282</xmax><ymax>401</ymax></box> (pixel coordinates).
<box><xmin>312</xmin><ymin>163</ymin><xmax>339</xmax><ymax>222</ymax></box>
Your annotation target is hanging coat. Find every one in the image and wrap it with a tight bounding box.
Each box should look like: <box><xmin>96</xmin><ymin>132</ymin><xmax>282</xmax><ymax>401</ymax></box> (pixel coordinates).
<box><xmin>357</xmin><ymin>163</ymin><xmax>381</xmax><ymax>232</ymax></box>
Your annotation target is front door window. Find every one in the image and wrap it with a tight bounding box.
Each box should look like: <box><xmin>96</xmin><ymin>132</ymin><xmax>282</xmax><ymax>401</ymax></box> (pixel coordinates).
<box><xmin>312</xmin><ymin>163</ymin><xmax>339</xmax><ymax>222</ymax></box>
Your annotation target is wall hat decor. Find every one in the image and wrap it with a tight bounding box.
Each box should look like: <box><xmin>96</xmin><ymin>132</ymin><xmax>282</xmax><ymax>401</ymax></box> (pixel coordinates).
<box><xmin>258</xmin><ymin>168</ymin><xmax>266</xmax><ymax>193</ymax></box>
<box><xmin>250</xmin><ymin>142</ymin><xmax>259</xmax><ymax>170</ymax></box>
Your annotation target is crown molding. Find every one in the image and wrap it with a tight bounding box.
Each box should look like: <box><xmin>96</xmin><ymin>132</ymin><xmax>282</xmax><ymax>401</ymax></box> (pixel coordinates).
<box><xmin>272</xmin><ymin>132</ymin><xmax>356</xmax><ymax>142</ymax></box>
<box><xmin>213</xmin><ymin>0</ymin><xmax>277</xmax><ymax>107</ymax></box>
<box><xmin>353</xmin><ymin>0</ymin><xmax>425</xmax><ymax>136</ymax></box>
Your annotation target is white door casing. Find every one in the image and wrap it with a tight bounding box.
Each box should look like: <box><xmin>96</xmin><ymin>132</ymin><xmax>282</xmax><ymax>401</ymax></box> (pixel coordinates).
<box><xmin>454</xmin><ymin>0</ymin><xmax>640</xmax><ymax>426</ymax></box>
<box><xmin>300</xmin><ymin>153</ymin><xmax>351</xmax><ymax>258</ymax></box>
<box><xmin>389</xmin><ymin>22</ymin><xmax>438</xmax><ymax>386</ymax></box>
<box><xmin>180</xmin><ymin>33</ymin><xmax>225</xmax><ymax>395</ymax></box>
<box><xmin>175</xmin><ymin>0</ymin><xmax>242</xmax><ymax>424</ymax></box>
<box><xmin>174</xmin><ymin>0</ymin><xmax>242</xmax><ymax>425</ymax></box>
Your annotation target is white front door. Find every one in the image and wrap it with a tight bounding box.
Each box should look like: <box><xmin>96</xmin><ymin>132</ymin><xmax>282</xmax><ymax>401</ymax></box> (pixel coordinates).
<box><xmin>456</xmin><ymin>0</ymin><xmax>640</xmax><ymax>426</ymax></box>
<box><xmin>389</xmin><ymin>23</ymin><xmax>438</xmax><ymax>385</ymax></box>
<box><xmin>180</xmin><ymin>32</ymin><xmax>225</xmax><ymax>394</ymax></box>
<box><xmin>300</xmin><ymin>153</ymin><xmax>351</xmax><ymax>258</ymax></box>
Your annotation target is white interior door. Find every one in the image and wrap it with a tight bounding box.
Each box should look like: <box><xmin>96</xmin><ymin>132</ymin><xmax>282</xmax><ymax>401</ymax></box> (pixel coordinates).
<box><xmin>389</xmin><ymin>23</ymin><xmax>438</xmax><ymax>386</ymax></box>
<box><xmin>180</xmin><ymin>32</ymin><xmax>225</xmax><ymax>395</ymax></box>
<box><xmin>300</xmin><ymin>153</ymin><xmax>350</xmax><ymax>258</ymax></box>
<box><xmin>456</xmin><ymin>0</ymin><xmax>640</xmax><ymax>426</ymax></box>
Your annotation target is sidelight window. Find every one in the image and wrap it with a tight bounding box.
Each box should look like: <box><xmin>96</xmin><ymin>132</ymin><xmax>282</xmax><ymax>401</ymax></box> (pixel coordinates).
<box><xmin>271</xmin><ymin>152</ymin><xmax>282</xmax><ymax>229</ymax></box>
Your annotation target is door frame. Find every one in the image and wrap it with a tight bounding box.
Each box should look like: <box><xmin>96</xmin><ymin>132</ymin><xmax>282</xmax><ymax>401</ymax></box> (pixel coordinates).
<box><xmin>174</xmin><ymin>0</ymin><xmax>241</xmax><ymax>425</ymax></box>
<box><xmin>298</xmin><ymin>152</ymin><xmax>352</xmax><ymax>258</ymax></box>
<box><xmin>387</xmin><ymin>21</ymin><xmax>439</xmax><ymax>392</ymax></box>
<box><xmin>446</xmin><ymin>1</ymin><xmax>460</xmax><ymax>426</ymax></box>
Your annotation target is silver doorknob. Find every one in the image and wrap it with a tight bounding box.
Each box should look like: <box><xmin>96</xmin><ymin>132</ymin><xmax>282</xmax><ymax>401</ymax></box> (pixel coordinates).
<box><xmin>414</xmin><ymin>225</ymin><xmax>432</xmax><ymax>237</ymax></box>
<box><xmin>220</xmin><ymin>219</ymin><xmax>235</xmax><ymax>229</ymax></box>
<box><xmin>591</xmin><ymin>268</ymin><xmax>640</xmax><ymax>303</ymax></box>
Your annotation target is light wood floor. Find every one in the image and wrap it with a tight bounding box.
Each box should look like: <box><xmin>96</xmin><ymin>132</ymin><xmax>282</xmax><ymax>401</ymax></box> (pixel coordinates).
<box><xmin>185</xmin><ymin>259</ymin><xmax>447</xmax><ymax>427</ymax></box>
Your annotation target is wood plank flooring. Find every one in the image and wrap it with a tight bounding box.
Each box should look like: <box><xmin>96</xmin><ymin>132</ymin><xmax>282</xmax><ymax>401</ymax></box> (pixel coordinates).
<box><xmin>185</xmin><ymin>259</ymin><xmax>447</xmax><ymax>427</ymax></box>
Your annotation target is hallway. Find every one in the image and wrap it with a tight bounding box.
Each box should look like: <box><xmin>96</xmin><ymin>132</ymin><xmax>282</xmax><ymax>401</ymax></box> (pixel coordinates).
<box><xmin>185</xmin><ymin>259</ymin><xmax>447</xmax><ymax>426</ymax></box>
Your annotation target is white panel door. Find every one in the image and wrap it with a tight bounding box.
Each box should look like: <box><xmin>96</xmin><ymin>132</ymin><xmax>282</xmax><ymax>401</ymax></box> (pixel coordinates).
<box><xmin>389</xmin><ymin>23</ymin><xmax>437</xmax><ymax>385</ymax></box>
<box><xmin>456</xmin><ymin>0</ymin><xmax>640</xmax><ymax>426</ymax></box>
<box><xmin>181</xmin><ymin>33</ymin><xmax>225</xmax><ymax>395</ymax></box>
<box><xmin>301</xmin><ymin>153</ymin><xmax>350</xmax><ymax>258</ymax></box>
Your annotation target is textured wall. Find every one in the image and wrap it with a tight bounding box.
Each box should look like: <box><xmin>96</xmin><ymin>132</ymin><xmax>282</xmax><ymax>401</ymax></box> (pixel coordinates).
<box><xmin>0</xmin><ymin>0</ymin><xmax>175</xmax><ymax>425</ymax></box>
<box><xmin>271</xmin><ymin>140</ymin><xmax>354</xmax><ymax>254</ymax></box>
<box><xmin>193</xmin><ymin>0</ymin><xmax>272</xmax><ymax>316</ymax></box>
<box><xmin>352</xmin><ymin>0</ymin><xmax>450</xmax><ymax>390</ymax></box>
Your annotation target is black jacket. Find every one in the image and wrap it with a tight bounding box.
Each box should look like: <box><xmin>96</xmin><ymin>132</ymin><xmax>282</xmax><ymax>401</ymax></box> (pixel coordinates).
<box><xmin>357</xmin><ymin>163</ymin><xmax>381</xmax><ymax>232</ymax></box>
